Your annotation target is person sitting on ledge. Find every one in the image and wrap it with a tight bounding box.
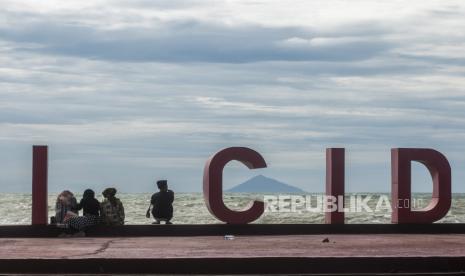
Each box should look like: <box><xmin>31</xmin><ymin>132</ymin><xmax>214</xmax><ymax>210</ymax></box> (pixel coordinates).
<box><xmin>53</xmin><ymin>190</ymin><xmax>78</xmax><ymax>224</ymax></box>
<box><xmin>100</xmin><ymin>188</ymin><xmax>125</xmax><ymax>226</ymax></box>
<box><xmin>63</xmin><ymin>189</ymin><xmax>101</xmax><ymax>236</ymax></box>
<box><xmin>78</xmin><ymin>189</ymin><xmax>100</xmax><ymax>217</ymax></box>
<box><xmin>146</xmin><ymin>180</ymin><xmax>174</xmax><ymax>224</ymax></box>
<box><xmin>53</xmin><ymin>190</ymin><xmax>89</xmax><ymax>237</ymax></box>
<box><xmin>75</xmin><ymin>189</ymin><xmax>101</xmax><ymax>226</ymax></box>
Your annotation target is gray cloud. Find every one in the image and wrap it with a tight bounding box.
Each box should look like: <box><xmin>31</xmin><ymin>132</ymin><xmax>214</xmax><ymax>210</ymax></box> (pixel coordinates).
<box><xmin>0</xmin><ymin>17</ymin><xmax>393</xmax><ymax>63</ymax></box>
<box><xmin>113</xmin><ymin>0</ymin><xmax>212</xmax><ymax>9</ymax></box>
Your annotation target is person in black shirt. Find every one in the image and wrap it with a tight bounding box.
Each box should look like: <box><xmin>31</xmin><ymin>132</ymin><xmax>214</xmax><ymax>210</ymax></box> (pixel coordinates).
<box><xmin>146</xmin><ymin>180</ymin><xmax>174</xmax><ymax>224</ymax></box>
<box><xmin>63</xmin><ymin>189</ymin><xmax>100</xmax><ymax>234</ymax></box>
<box><xmin>78</xmin><ymin>189</ymin><xmax>100</xmax><ymax>217</ymax></box>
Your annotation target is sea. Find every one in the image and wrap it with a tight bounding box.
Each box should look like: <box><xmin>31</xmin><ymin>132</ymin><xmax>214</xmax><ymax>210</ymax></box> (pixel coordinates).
<box><xmin>1</xmin><ymin>193</ymin><xmax>465</xmax><ymax>225</ymax></box>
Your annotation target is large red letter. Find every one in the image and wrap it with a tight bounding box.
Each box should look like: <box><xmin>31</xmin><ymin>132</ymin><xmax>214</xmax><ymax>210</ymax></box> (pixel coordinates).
<box><xmin>325</xmin><ymin>148</ymin><xmax>345</xmax><ymax>224</ymax></box>
<box><xmin>391</xmin><ymin>148</ymin><xmax>451</xmax><ymax>223</ymax></box>
<box><xmin>32</xmin><ymin>145</ymin><xmax>48</xmax><ymax>225</ymax></box>
<box><xmin>203</xmin><ymin>147</ymin><xmax>267</xmax><ymax>224</ymax></box>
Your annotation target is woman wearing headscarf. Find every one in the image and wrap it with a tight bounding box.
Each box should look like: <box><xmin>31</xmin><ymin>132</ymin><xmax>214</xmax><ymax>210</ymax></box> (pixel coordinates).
<box><xmin>100</xmin><ymin>188</ymin><xmax>125</xmax><ymax>225</ymax></box>
<box><xmin>65</xmin><ymin>189</ymin><xmax>102</xmax><ymax>231</ymax></box>
<box><xmin>77</xmin><ymin>189</ymin><xmax>100</xmax><ymax>217</ymax></box>
<box><xmin>55</xmin><ymin>189</ymin><xmax>101</xmax><ymax>237</ymax></box>
<box><xmin>54</xmin><ymin>190</ymin><xmax>78</xmax><ymax>224</ymax></box>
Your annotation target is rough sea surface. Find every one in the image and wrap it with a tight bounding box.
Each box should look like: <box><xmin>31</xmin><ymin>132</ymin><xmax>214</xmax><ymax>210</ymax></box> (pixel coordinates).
<box><xmin>0</xmin><ymin>193</ymin><xmax>464</xmax><ymax>225</ymax></box>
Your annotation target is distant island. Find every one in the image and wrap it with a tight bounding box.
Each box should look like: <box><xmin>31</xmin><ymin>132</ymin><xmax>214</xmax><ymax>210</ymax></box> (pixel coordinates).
<box><xmin>226</xmin><ymin>175</ymin><xmax>306</xmax><ymax>193</ymax></box>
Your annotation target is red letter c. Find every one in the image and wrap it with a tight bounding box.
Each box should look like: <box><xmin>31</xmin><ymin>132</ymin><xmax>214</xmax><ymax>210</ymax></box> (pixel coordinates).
<box><xmin>203</xmin><ymin>147</ymin><xmax>267</xmax><ymax>224</ymax></box>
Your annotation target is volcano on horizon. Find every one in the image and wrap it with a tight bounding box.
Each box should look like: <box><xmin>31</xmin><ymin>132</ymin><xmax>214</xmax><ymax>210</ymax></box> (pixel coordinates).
<box><xmin>226</xmin><ymin>175</ymin><xmax>306</xmax><ymax>194</ymax></box>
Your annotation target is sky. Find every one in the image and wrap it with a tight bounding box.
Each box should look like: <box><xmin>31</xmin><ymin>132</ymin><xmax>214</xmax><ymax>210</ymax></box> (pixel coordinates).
<box><xmin>1</xmin><ymin>0</ymin><xmax>465</xmax><ymax>193</ymax></box>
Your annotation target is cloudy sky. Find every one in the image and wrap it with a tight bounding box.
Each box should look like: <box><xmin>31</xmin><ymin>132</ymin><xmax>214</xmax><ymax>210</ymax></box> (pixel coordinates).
<box><xmin>1</xmin><ymin>0</ymin><xmax>465</xmax><ymax>193</ymax></box>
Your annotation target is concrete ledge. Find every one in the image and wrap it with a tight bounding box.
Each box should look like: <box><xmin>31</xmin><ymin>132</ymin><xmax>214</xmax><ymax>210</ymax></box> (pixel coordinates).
<box><xmin>1</xmin><ymin>256</ymin><xmax>465</xmax><ymax>274</ymax></box>
<box><xmin>2</xmin><ymin>234</ymin><xmax>465</xmax><ymax>274</ymax></box>
<box><xmin>1</xmin><ymin>223</ymin><xmax>465</xmax><ymax>237</ymax></box>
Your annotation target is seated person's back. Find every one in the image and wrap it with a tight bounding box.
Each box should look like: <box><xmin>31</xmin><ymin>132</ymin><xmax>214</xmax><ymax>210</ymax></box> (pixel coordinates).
<box><xmin>54</xmin><ymin>190</ymin><xmax>78</xmax><ymax>223</ymax></box>
<box><xmin>100</xmin><ymin>188</ymin><xmax>125</xmax><ymax>225</ymax></box>
<box><xmin>78</xmin><ymin>189</ymin><xmax>100</xmax><ymax>217</ymax></box>
<box><xmin>151</xmin><ymin>180</ymin><xmax>174</xmax><ymax>223</ymax></box>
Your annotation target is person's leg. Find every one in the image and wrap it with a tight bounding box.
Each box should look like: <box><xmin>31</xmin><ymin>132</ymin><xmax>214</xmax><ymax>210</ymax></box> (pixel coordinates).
<box><xmin>68</xmin><ymin>217</ymin><xmax>88</xmax><ymax>237</ymax></box>
<box><xmin>165</xmin><ymin>215</ymin><xmax>173</xmax><ymax>224</ymax></box>
<box><xmin>67</xmin><ymin>217</ymin><xmax>83</xmax><ymax>230</ymax></box>
<box><xmin>156</xmin><ymin>218</ymin><xmax>172</xmax><ymax>224</ymax></box>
